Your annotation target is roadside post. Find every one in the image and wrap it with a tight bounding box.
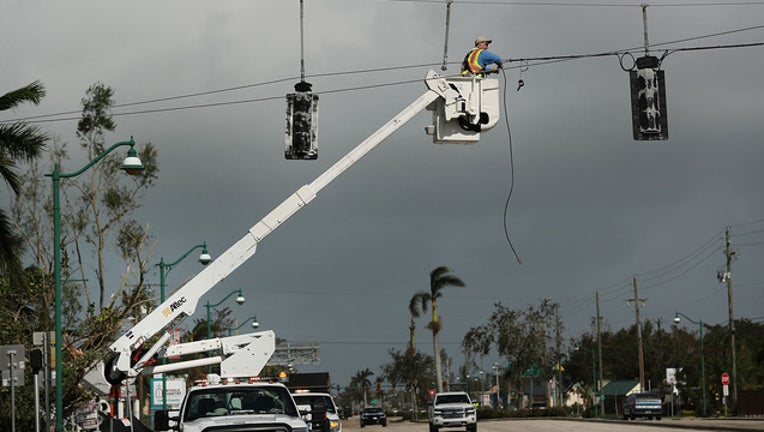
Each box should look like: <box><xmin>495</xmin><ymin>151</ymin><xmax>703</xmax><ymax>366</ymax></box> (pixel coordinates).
<box><xmin>722</xmin><ymin>372</ymin><xmax>730</xmax><ymax>415</ymax></box>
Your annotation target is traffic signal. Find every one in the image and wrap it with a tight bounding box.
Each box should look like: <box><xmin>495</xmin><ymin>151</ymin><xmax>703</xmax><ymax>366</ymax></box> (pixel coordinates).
<box><xmin>629</xmin><ymin>56</ymin><xmax>668</xmax><ymax>141</ymax></box>
<box><xmin>30</xmin><ymin>349</ymin><xmax>43</xmax><ymax>373</ymax></box>
<box><xmin>286</xmin><ymin>81</ymin><xmax>319</xmax><ymax>160</ymax></box>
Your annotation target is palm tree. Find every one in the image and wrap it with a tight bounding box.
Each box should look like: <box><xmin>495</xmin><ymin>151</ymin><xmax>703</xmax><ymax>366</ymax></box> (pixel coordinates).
<box><xmin>0</xmin><ymin>81</ymin><xmax>47</xmax><ymax>267</ymax></box>
<box><xmin>408</xmin><ymin>292</ymin><xmax>428</xmax><ymax>354</ymax></box>
<box><xmin>415</xmin><ymin>266</ymin><xmax>465</xmax><ymax>392</ymax></box>
<box><xmin>350</xmin><ymin>368</ymin><xmax>374</xmax><ymax>407</ymax></box>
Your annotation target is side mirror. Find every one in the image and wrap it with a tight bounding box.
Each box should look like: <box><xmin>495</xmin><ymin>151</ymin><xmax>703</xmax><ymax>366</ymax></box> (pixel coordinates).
<box><xmin>154</xmin><ymin>410</ymin><xmax>179</xmax><ymax>431</ymax></box>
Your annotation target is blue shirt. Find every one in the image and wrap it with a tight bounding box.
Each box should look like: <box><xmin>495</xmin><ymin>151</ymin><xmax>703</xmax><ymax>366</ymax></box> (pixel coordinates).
<box><xmin>477</xmin><ymin>49</ymin><xmax>503</xmax><ymax>70</ymax></box>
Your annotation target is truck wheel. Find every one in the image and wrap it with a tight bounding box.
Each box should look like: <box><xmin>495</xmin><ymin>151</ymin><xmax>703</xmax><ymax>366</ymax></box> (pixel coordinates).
<box><xmin>429</xmin><ymin>424</ymin><xmax>438</xmax><ymax>432</ymax></box>
<box><xmin>467</xmin><ymin>424</ymin><xmax>477</xmax><ymax>432</ymax></box>
<box><xmin>656</xmin><ymin>416</ymin><xmax>662</xmax><ymax>421</ymax></box>
<box><xmin>360</xmin><ymin>423</ymin><xmax>365</xmax><ymax>428</ymax></box>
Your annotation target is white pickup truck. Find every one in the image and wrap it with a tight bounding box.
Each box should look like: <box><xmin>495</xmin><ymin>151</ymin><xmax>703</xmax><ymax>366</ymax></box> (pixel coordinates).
<box><xmin>154</xmin><ymin>379</ymin><xmax>312</xmax><ymax>432</ymax></box>
<box><xmin>429</xmin><ymin>392</ymin><xmax>477</xmax><ymax>432</ymax></box>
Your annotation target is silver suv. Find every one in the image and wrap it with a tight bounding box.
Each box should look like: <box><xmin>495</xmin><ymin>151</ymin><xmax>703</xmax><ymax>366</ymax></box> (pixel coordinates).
<box><xmin>429</xmin><ymin>392</ymin><xmax>476</xmax><ymax>432</ymax></box>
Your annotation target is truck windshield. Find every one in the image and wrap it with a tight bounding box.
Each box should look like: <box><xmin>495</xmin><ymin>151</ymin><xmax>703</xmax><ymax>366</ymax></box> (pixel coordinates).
<box><xmin>436</xmin><ymin>395</ymin><xmax>470</xmax><ymax>404</ymax></box>
<box><xmin>184</xmin><ymin>386</ymin><xmax>298</xmax><ymax>421</ymax></box>
<box><xmin>293</xmin><ymin>395</ymin><xmax>337</xmax><ymax>413</ymax></box>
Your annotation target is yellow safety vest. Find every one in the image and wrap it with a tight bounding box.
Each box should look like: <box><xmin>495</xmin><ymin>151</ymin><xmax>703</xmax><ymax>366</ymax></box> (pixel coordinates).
<box><xmin>461</xmin><ymin>48</ymin><xmax>484</xmax><ymax>76</ymax></box>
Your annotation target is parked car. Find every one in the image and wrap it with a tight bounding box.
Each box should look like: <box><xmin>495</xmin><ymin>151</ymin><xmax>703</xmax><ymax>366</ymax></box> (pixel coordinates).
<box><xmin>622</xmin><ymin>392</ymin><xmax>662</xmax><ymax>420</ymax></box>
<box><xmin>360</xmin><ymin>407</ymin><xmax>387</xmax><ymax>427</ymax></box>
<box><xmin>529</xmin><ymin>401</ymin><xmax>547</xmax><ymax>410</ymax></box>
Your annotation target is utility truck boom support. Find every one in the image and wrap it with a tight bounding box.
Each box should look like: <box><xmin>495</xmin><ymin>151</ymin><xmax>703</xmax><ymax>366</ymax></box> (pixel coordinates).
<box><xmin>106</xmin><ymin>70</ymin><xmax>499</xmax><ymax>382</ymax></box>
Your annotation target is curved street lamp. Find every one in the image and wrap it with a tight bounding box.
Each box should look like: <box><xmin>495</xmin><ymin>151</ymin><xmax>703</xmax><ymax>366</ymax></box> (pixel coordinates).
<box><xmin>156</xmin><ymin>242</ymin><xmax>211</xmax><ymax>409</ymax></box>
<box><xmin>228</xmin><ymin>316</ymin><xmax>260</xmax><ymax>336</ymax></box>
<box><xmin>674</xmin><ymin>312</ymin><xmax>707</xmax><ymax>416</ymax></box>
<box><xmin>47</xmin><ymin>138</ymin><xmax>144</xmax><ymax>432</ymax></box>
<box><xmin>206</xmin><ymin>289</ymin><xmax>245</xmax><ymax>372</ymax></box>
<box><xmin>158</xmin><ymin>242</ymin><xmax>211</xmax><ymax>303</ymax></box>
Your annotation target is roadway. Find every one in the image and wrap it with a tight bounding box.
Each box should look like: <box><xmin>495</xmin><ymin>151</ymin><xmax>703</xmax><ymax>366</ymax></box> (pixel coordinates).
<box><xmin>342</xmin><ymin>417</ymin><xmax>764</xmax><ymax>432</ymax></box>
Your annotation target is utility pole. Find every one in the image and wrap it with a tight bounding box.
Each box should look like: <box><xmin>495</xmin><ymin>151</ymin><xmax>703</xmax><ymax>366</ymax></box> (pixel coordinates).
<box><xmin>629</xmin><ymin>277</ymin><xmax>646</xmax><ymax>392</ymax></box>
<box><xmin>725</xmin><ymin>228</ymin><xmax>738</xmax><ymax>409</ymax></box>
<box><xmin>554</xmin><ymin>305</ymin><xmax>563</xmax><ymax>408</ymax></box>
<box><xmin>596</xmin><ymin>292</ymin><xmax>605</xmax><ymax>416</ymax></box>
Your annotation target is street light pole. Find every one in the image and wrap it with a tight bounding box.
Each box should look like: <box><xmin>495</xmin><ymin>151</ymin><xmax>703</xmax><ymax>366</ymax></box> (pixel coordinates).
<box><xmin>157</xmin><ymin>242</ymin><xmax>211</xmax><ymax>409</ymax></box>
<box><xmin>205</xmin><ymin>289</ymin><xmax>246</xmax><ymax>372</ymax></box>
<box><xmin>228</xmin><ymin>316</ymin><xmax>259</xmax><ymax>336</ymax></box>
<box><xmin>159</xmin><ymin>243</ymin><xmax>211</xmax><ymax>302</ymax></box>
<box><xmin>47</xmin><ymin>138</ymin><xmax>143</xmax><ymax>432</ymax></box>
<box><xmin>674</xmin><ymin>312</ymin><xmax>707</xmax><ymax>416</ymax></box>
<box><xmin>591</xmin><ymin>347</ymin><xmax>598</xmax><ymax>417</ymax></box>
<box><xmin>492</xmin><ymin>363</ymin><xmax>501</xmax><ymax>409</ymax></box>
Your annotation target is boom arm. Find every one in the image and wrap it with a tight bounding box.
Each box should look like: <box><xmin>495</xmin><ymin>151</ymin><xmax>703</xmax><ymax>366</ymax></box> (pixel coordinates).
<box><xmin>108</xmin><ymin>69</ymin><xmax>495</xmax><ymax>380</ymax></box>
<box><xmin>140</xmin><ymin>330</ymin><xmax>276</xmax><ymax>378</ymax></box>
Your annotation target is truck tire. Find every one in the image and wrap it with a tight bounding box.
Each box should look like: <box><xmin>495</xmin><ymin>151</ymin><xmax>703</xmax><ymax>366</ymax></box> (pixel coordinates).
<box><xmin>467</xmin><ymin>424</ymin><xmax>477</xmax><ymax>432</ymax></box>
<box><xmin>429</xmin><ymin>424</ymin><xmax>438</xmax><ymax>432</ymax></box>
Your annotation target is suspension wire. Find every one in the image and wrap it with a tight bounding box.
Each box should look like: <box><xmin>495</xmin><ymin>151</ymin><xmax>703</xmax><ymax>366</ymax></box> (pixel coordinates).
<box><xmin>441</xmin><ymin>0</ymin><xmax>454</xmax><ymax>71</ymax></box>
<box><xmin>642</xmin><ymin>3</ymin><xmax>650</xmax><ymax>56</ymax></box>
<box><xmin>299</xmin><ymin>0</ymin><xmax>306</xmax><ymax>82</ymax></box>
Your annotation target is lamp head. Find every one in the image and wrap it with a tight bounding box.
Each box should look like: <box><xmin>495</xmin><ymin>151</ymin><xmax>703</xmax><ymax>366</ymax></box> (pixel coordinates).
<box><xmin>120</xmin><ymin>144</ymin><xmax>144</xmax><ymax>176</ymax></box>
<box><xmin>236</xmin><ymin>294</ymin><xmax>246</xmax><ymax>305</ymax></box>
<box><xmin>198</xmin><ymin>247</ymin><xmax>212</xmax><ymax>265</ymax></box>
<box><xmin>674</xmin><ymin>316</ymin><xmax>681</xmax><ymax>324</ymax></box>
<box><xmin>252</xmin><ymin>318</ymin><xmax>260</xmax><ymax>329</ymax></box>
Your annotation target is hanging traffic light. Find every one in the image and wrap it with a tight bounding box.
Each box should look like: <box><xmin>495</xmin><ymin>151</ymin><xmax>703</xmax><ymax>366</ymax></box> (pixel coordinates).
<box><xmin>285</xmin><ymin>81</ymin><xmax>319</xmax><ymax>160</ymax></box>
<box><xmin>629</xmin><ymin>56</ymin><xmax>668</xmax><ymax>141</ymax></box>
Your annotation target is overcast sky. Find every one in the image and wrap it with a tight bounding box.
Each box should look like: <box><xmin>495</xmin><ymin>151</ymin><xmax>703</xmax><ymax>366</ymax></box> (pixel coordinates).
<box><xmin>4</xmin><ymin>0</ymin><xmax>764</xmax><ymax>389</ymax></box>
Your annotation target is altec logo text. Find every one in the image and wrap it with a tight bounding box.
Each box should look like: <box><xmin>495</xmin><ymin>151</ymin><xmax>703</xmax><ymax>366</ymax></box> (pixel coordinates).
<box><xmin>162</xmin><ymin>297</ymin><xmax>187</xmax><ymax>317</ymax></box>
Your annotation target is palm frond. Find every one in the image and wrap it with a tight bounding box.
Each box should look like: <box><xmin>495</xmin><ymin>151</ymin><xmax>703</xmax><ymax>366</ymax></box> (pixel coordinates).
<box><xmin>0</xmin><ymin>81</ymin><xmax>46</xmax><ymax>111</ymax></box>
<box><xmin>0</xmin><ymin>122</ymin><xmax>47</xmax><ymax>160</ymax></box>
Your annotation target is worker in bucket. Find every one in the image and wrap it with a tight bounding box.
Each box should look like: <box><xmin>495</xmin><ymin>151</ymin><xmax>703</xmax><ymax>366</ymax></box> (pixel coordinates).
<box><xmin>461</xmin><ymin>36</ymin><xmax>504</xmax><ymax>77</ymax></box>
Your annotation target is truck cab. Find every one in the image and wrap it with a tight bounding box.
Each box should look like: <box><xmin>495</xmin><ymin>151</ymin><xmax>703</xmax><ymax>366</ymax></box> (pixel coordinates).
<box><xmin>155</xmin><ymin>380</ymin><xmax>309</xmax><ymax>432</ymax></box>
<box><xmin>429</xmin><ymin>391</ymin><xmax>477</xmax><ymax>432</ymax></box>
<box><xmin>292</xmin><ymin>392</ymin><xmax>342</xmax><ymax>432</ymax></box>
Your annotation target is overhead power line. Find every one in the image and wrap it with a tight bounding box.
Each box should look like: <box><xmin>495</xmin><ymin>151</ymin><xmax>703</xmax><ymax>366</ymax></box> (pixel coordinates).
<box><xmin>377</xmin><ymin>0</ymin><xmax>764</xmax><ymax>6</ymax></box>
<box><xmin>2</xmin><ymin>27</ymin><xmax>763</xmax><ymax>125</ymax></box>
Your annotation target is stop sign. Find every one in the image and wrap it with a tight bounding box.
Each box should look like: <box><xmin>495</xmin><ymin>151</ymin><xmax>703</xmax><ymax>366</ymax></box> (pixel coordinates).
<box><xmin>722</xmin><ymin>372</ymin><xmax>730</xmax><ymax>385</ymax></box>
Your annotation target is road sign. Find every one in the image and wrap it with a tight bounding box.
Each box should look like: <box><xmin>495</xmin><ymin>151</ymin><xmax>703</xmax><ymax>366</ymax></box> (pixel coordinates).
<box><xmin>722</xmin><ymin>372</ymin><xmax>730</xmax><ymax>385</ymax></box>
<box><xmin>1</xmin><ymin>344</ymin><xmax>25</xmax><ymax>387</ymax></box>
<box><xmin>150</xmin><ymin>377</ymin><xmax>187</xmax><ymax>409</ymax></box>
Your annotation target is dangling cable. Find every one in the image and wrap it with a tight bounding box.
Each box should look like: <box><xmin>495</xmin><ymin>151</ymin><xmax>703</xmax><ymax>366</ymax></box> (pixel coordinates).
<box><xmin>501</xmin><ymin>68</ymin><xmax>522</xmax><ymax>264</ymax></box>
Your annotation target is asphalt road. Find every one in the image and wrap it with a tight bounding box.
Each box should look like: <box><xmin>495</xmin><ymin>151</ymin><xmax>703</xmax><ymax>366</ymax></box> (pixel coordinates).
<box><xmin>342</xmin><ymin>417</ymin><xmax>764</xmax><ymax>432</ymax></box>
